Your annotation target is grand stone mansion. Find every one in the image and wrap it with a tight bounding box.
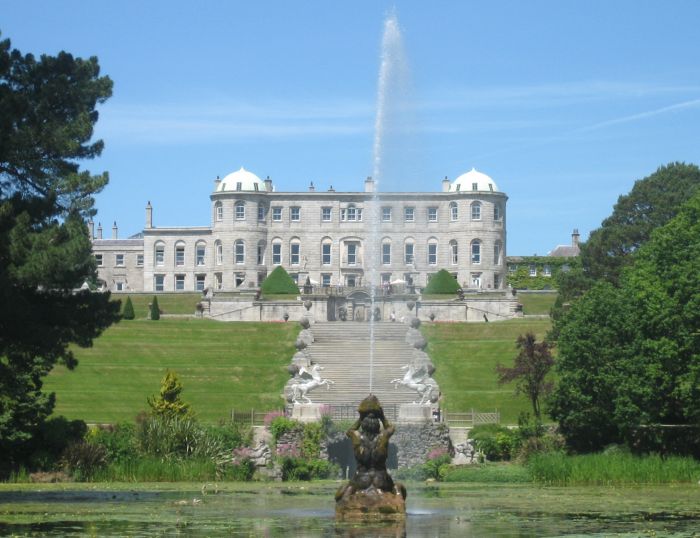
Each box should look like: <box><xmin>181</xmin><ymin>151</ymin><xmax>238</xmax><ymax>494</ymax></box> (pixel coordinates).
<box><xmin>90</xmin><ymin>167</ymin><xmax>508</xmax><ymax>295</ymax></box>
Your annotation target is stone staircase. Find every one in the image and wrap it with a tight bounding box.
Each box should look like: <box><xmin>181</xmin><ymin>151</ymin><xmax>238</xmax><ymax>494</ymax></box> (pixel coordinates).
<box><xmin>304</xmin><ymin>322</ymin><xmax>422</xmax><ymax>408</ymax></box>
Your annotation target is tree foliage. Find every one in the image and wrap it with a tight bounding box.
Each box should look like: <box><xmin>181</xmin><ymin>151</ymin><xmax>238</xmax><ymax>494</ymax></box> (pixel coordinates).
<box><xmin>556</xmin><ymin>163</ymin><xmax>700</xmax><ymax>310</ymax></box>
<box><xmin>423</xmin><ymin>269</ymin><xmax>460</xmax><ymax>294</ymax></box>
<box><xmin>147</xmin><ymin>371</ymin><xmax>192</xmax><ymax>418</ymax></box>
<box><xmin>150</xmin><ymin>296</ymin><xmax>160</xmax><ymax>320</ymax></box>
<box><xmin>260</xmin><ymin>266</ymin><xmax>299</xmax><ymax>295</ymax></box>
<box><xmin>550</xmin><ymin>191</ymin><xmax>700</xmax><ymax>454</ymax></box>
<box><xmin>0</xmin><ymin>33</ymin><xmax>120</xmax><ymax>471</ymax></box>
<box><xmin>496</xmin><ymin>333</ymin><xmax>554</xmax><ymax>420</ymax></box>
<box><xmin>122</xmin><ymin>296</ymin><xmax>135</xmax><ymax>320</ymax></box>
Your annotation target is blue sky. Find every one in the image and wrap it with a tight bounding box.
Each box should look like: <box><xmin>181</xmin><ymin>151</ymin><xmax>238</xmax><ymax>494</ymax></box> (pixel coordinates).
<box><xmin>3</xmin><ymin>1</ymin><xmax>700</xmax><ymax>255</ymax></box>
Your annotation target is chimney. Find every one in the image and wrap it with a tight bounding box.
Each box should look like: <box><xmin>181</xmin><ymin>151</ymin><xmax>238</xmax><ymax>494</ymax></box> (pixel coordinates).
<box><xmin>442</xmin><ymin>176</ymin><xmax>451</xmax><ymax>192</ymax></box>
<box><xmin>264</xmin><ymin>176</ymin><xmax>273</xmax><ymax>192</ymax></box>
<box><xmin>572</xmin><ymin>228</ymin><xmax>580</xmax><ymax>248</ymax></box>
<box><xmin>145</xmin><ymin>201</ymin><xmax>153</xmax><ymax>229</ymax></box>
<box><xmin>328</xmin><ymin>185</ymin><xmax>335</xmax><ymax>192</ymax></box>
<box><xmin>112</xmin><ymin>221</ymin><xmax>118</xmax><ymax>240</ymax></box>
<box><xmin>309</xmin><ymin>181</ymin><xmax>315</xmax><ymax>192</ymax></box>
<box><xmin>97</xmin><ymin>222</ymin><xmax>103</xmax><ymax>240</ymax></box>
<box><xmin>88</xmin><ymin>219</ymin><xmax>94</xmax><ymax>239</ymax></box>
<box><xmin>364</xmin><ymin>176</ymin><xmax>375</xmax><ymax>193</ymax></box>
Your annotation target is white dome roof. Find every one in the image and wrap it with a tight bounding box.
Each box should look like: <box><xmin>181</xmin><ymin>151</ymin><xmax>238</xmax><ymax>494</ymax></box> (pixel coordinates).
<box><xmin>216</xmin><ymin>167</ymin><xmax>264</xmax><ymax>192</ymax></box>
<box><xmin>450</xmin><ymin>168</ymin><xmax>499</xmax><ymax>192</ymax></box>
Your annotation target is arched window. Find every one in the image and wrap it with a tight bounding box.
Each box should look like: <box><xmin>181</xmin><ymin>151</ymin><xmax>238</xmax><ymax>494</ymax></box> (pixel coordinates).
<box><xmin>321</xmin><ymin>238</ymin><xmax>332</xmax><ymax>265</ymax></box>
<box><xmin>155</xmin><ymin>241</ymin><xmax>165</xmax><ymax>266</ymax></box>
<box><xmin>215</xmin><ymin>201</ymin><xmax>223</xmax><ymax>221</ymax></box>
<box><xmin>493</xmin><ymin>241</ymin><xmax>502</xmax><ymax>265</ymax></box>
<box><xmin>272</xmin><ymin>239</ymin><xmax>282</xmax><ymax>265</ymax></box>
<box><xmin>257</xmin><ymin>240</ymin><xmax>266</xmax><ymax>265</ymax></box>
<box><xmin>175</xmin><ymin>241</ymin><xmax>186</xmax><ymax>267</ymax></box>
<box><xmin>215</xmin><ymin>241</ymin><xmax>223</xmax><ymax>265</ymax></box>
<box><xmin>235</xmin><ymin>201</ymin><xmax>245</xmax><ymax>220</ymax></box>
<box><xmin>450</xmin><ymin>240</ymin><xmax>458</xmax><ymax>265</ymax></box>
<box><xmin>471</xmin><ymin>201</ymin><xmax>481</xmax><ymax>221</ymax></box>
<box><xmin>381</xmin><ymin>238</ymin><xmax>391</xmax><ymax>265</ymax></box>
<box><xmin>234</xmin><ymin>239</ymin><xmax>245</xmax><ymax>264</ymax></box>
<box><xmin>471</xmin><ymin>239</ymin><xmax>481</xmax><ymax>264</ymax></box>
<box><xmin>494</xmin><ymin>203</ymin><xmax>502</xmax><ymax>221</ymax></box>
<box><xmin>196</xmin><ymin>241</ymin><xmax>206</xmax><ymax>266</ymax></box>
<box><xmin>427</xmin><ymin>239</ymin><xmax>438</xmax><ymax>265</ymax></box>
<box><xmin>450</xmin><ymin>202</ymin><xmax>458</xmax><ymax>221</ymax></box>
<box><xmin>404</xmin><ymin>239</ymin><xmax>415</xmax><ymax>265</ymax></box>
<box><xmin>290</xmin><ymin>238</ymin><xmax>301</xmax><ymax>265</ymax></box>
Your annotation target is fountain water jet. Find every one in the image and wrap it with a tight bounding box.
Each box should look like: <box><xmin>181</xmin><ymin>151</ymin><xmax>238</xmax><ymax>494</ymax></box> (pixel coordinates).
<box><xmin>367</xmin><ymin>10</ymin><xmax>408</xmax><ymax>393</ymax></box>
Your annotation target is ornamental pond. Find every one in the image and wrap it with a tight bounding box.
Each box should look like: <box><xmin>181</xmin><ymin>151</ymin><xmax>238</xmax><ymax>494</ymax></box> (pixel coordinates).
<box><xmin>1</xmin><ymin>482</ymin><xmax>699</xmax><ymax>537</ymax></box>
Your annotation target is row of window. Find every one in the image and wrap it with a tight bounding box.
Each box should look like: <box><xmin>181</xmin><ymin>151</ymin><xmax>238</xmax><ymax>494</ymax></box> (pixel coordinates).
<box><xmin>213</xmin><ymin>201</ymin><xmax>503</xmax><ymax>223</ymax></box>
<box><xmin>150</xmin><ymin>270</ymin><xmax>502</xmax><ymax>292</ymax></box>
<box><xmin>508</xmin><ymin>264</ymin><xmax>554</xmax><ymax>277</ymax></box>
<box><xmin>95</xmin><ymin>253</ymin><xmax>144</xmax><ymax>267</ymax></box>
<box><xmin>161</xmin><ymin>239</ymin><xmax>503</xmax><ymax>267</ymax></box>
<box><xmin>154</xmin><ymin>274</ymin><xmax>207</xmax><ymax>292</ymax></box>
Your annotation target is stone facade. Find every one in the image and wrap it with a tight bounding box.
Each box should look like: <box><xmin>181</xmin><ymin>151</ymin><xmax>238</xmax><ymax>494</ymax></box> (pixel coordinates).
<box><xmin>91</xmin><ymin>167</ymin><xmax>508</xmax><ymax>295</ymax></box>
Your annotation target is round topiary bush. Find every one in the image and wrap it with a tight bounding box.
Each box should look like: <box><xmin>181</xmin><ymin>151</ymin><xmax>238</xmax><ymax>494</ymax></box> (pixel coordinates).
<box><xmin>423</xmin><ymin>269</ymin><xmax>461</xmax><ymax>294</ymax></box>
<box><xmin>260</xmin><ymin>266</ymin><xmax>300</xmax><ymax>295</ymax></box>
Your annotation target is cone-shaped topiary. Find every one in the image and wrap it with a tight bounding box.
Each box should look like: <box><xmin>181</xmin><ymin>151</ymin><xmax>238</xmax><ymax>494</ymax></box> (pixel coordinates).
<box><xmin>260</xmin><ymin>266</ymin><xmax>300</xmax><ymax>295</ymax></box>
<box><xmin>150</xmin><ymin>296</ymin><xmax>161</xmax><ymax>320</ymax></box>
<box><xmin>423</xmin><ymin>269</ymin><xmax>461</xmax><ymax>294</ymax></box>
<box><xmin>122</xmin><ymin>296</ymin><xmax>135</xmax><ymax>320</ymax></box>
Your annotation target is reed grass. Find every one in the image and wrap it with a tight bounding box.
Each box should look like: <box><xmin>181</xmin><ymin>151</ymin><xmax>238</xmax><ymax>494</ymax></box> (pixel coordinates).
<box><xmin>92</xmin><ymin>457</ymin><xmax>218</xmax><ymax>482</ymax></box>
<box><xmin>527</xmin><ymin>452</ymin><xmax>700</xmax><ymax>486</ymax></box>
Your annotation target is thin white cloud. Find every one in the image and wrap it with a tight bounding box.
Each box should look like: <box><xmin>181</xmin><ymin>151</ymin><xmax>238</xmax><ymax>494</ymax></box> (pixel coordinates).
<box><xmin>576</xmin><ymin>98</ymin><xmax>700</xmax><ymax>132</ymax></box>
<box><xmin>423</xmin><ymin>81</ymin><xmax>700</xmax><ymax>110</ymax></box>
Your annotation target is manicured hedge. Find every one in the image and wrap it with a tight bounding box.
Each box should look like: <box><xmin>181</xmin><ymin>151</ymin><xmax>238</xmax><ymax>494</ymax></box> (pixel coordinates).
<box><xmin>260</xmin><ymin>266</ymin><xmax>299</xmax><ymax>295</ymax></box>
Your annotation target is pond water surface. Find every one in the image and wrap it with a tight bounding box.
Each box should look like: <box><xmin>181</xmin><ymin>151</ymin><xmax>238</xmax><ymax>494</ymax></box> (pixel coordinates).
<box><xmin>0</xmin><ymin>482</ymin><xmax>698</xmax><ymax>537</ymax></box>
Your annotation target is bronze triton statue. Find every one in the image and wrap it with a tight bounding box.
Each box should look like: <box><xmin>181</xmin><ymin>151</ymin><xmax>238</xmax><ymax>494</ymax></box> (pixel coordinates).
<box><xmin>335</xmin><ymin>395</ymin><xmax>407</xmax><ymax>521</ymax></box>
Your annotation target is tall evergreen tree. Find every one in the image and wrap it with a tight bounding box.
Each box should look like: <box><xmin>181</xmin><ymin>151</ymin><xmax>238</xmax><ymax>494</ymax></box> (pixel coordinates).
<box><xmin>122</xmin><ymin>296</ymin><xmax>135</xmax><ymax>320</ymax></box>
<box><xmin>150</xmin><ymin>296</ymin><xmax>161</xmax><ymax>320</ymax></box>
<box><xmin>0</xmin><ymin>33</ymin><xmax>120</xmax><ymax>472</ymax></box>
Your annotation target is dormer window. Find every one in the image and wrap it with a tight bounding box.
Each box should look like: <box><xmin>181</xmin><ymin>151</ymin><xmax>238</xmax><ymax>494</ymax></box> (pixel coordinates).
<box><xmin>253</xmin><ymin>183</ymin><xmax>259</xmax><ymax>191</ymax></box>
<box><xmin>236</xmin><ymin>182</ymin><xmax>242</xmax><ymax>191</ymax></box>
<box><xmin>472</xmin><ymin>182</ymin><xmax>478</xmax><ymax>191</ymax></box>
<box><xmin>456</xmin><ymin>184</ymin><xmax>460</xmax><ymax>192</ymax></box>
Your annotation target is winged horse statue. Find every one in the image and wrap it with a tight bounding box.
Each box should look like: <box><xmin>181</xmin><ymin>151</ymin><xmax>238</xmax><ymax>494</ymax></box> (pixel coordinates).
<box><xmin>290</xmin><ymin>364</ymin><xmax>335</xmax><ymax>404</ymax></box>
<box><xmin>390</xmin><ymin>364</ymin><xmax>434</xmax><ymax>405</ymax></box>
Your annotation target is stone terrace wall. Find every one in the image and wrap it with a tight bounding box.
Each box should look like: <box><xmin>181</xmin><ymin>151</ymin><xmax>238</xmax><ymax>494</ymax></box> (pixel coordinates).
<box><xmin>391</xmin><ymin>422</ymin><xmax>453</xmax><ymax>468</ymax></box>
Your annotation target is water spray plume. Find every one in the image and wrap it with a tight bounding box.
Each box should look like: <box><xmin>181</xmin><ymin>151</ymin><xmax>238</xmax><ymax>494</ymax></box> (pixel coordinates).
<box><xmin>368</xmin><ymin>11</ymin><xmax>405</xmax><ymax>393</ymax></box>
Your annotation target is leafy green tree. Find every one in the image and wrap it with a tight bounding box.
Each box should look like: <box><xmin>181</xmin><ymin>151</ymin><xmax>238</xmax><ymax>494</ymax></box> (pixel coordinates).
<box><xmin>556</xmin><ymin>163</ymin><xmax>700</xmax><ymax>309</ymax></box>
<box><xmin>147</xmin><ymin>371</ymin><xmax>192</xmax><ymax>418</ymax></box>
<box><xmin>423</xmin><ymin>269</ymin><xmax>460</xmax><ymax>294</ymax></box>
<box><xmin>496</xmin><ymin>333</ymin><xmax>554</xmax><ymax>421</ymax></box>
<box><xmin>150</xmin><ymin>296</ymin><xmax>160</xmax><ymax>320</ymax></box>
<box><xmin>0</xmin><ymin>33</ymin><xmax>120</xmax><ymax>473</ymax></box>
<box><xmin>550</xmin><ymin>192</ymin><xmax>700</xmax><ymax>454</ymax></box>
<box><xmin>122</xmin><ymin>296</ymin><xmax>135</xmax><ymax>320</ymax></box>
<box><xmin>260</xmin><ymin>266</ymin><xmax>299</xmax><ymax>295</ymax></box>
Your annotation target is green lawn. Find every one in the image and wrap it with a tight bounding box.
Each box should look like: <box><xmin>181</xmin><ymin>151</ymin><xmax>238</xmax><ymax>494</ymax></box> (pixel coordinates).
<box><xmin>423</xmin><ymin>318</ymin><xmax>552</xmax><ymax>424</ymax></box>
<box><xmin>45</xmin><ymin>319</ymin><xmax>298</xmax><ymax>423</ymax></box>
<box><xmin>516</xmin><ymin>292</ymin><xmax>558</xmax><ymax>315</ymax></box>
<box><xmin>113</xmin><ymin>293</ymin><xmax>201</xmax><ymax>318</ymax></box>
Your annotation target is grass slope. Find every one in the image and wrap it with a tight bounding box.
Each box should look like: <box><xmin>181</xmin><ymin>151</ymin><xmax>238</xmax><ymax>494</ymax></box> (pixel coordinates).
<box><xmin>423</xmin><ymin>319</ymin><xmax>551</xmax><ymax>424</ymax></box>
<box><xmin>516</xmin><ymin>292</ymin><xmax>557</xmax><ymax>315</ymax></box>
<box><xmin>45</xmin><ymin>319</ymin><xmax>298</xmax><ymax>423</ymax></box>
<box><xmin>113</xmin><ymin>293</ymin><xmax>201</xmax><ymax>319</ymax></box>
